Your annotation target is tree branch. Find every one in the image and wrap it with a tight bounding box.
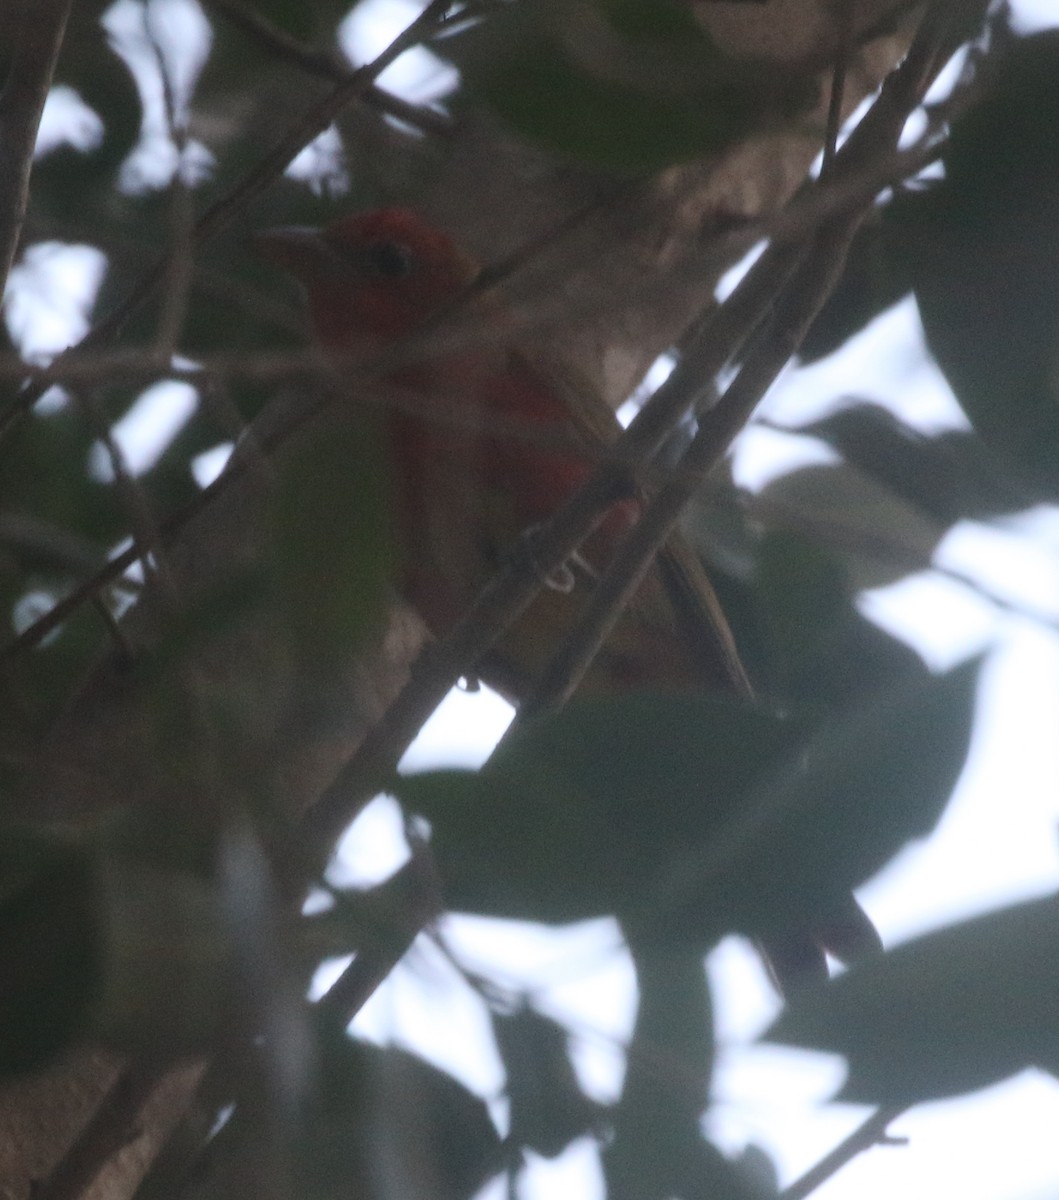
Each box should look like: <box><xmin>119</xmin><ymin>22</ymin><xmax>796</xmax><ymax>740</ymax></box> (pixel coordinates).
<box><xmin>201</xmin><ymin>0</ymin><xmax>452</xmax><ymax>137</ymax></box>
<box><xmin>513</xmin><ymin>0</ymin><xmax>963</xmax><ymax>712</ymax></box>
<box><xmin>781</xmin><ymin>1106</ymin><xmax>908</xmax><ymax>1200</ymax></box>
<box><xmin>0</xmin><ymin>0</ymin><xmax>73</xmax><ymax>301</ymax></box>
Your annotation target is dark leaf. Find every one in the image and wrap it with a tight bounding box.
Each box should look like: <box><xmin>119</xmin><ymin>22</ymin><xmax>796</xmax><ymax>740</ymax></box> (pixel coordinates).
<box><xmin>757</xmin><ymin>459</ymin><xmax>946</xmax><ymax>592</ymax></box>
<box><xmin>605</xmin><ymin>946</ymin><xmax>751</xmax><ymax>1200</ymax></box>
<box><xmin>752</xmin><ymin>531</ymin><xmax>848</xmax><ymax>700</ymax></box>
<box><xmin>395</xmin><ymin>691</ymin><xmax>805</xmax><ymax>929</ymax></box>
<box><xmin>750</xmin><ymin>529</ymin><xmax>926</xmax><ymax>709</ymax></box>
<box><xmin>798</xmin><ymin>211</ymin><xmax>912</xmax><ymax>363</ymax></box>
<box><xmin>895</xmin><ymin>31</ymin><xmax>1059</xmax><ymax>498</ymax></box>
<box><xmin>0</xmin><ymin>843</ymin><xmax>97</xmax><ymax>1075</ymax></box>
<box><xmin>658</xmin><ymin>657</ymin><xmax>981</xmax><ymax>944</ymax></box>
<box><xmin>766</xmin><ymin>894</ymin><xmax>1059</xmax><ymax>1105</ymax></box>
<box><xmin>0</xmin><ymin>406</ymin><xmax>124</xmax><ymax>546</ymax></box>
<box><xmin>793</xmin><ymin>401</ymin><xmax>1033</xmax><ymax>522</ymax></box>
<box><xmin>493</xmin><ymin>1005</ymin><xmax>602</xmax><ymax>1158</ymax></box>
<box><xmin>295</xmin><ymin>1027</ymin><xmax>503</xmax><ymax>1200</ymax></box>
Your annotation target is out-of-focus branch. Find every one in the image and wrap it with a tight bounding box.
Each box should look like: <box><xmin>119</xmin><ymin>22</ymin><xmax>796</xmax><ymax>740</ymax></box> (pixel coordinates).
<box><xmin>201</xmin><ymin>0</ymin><xmax>452</xmax><ymax>137</ymax></box>
<box><xmin>0</xmin><ymin>0</ymin><xmax>73</xmax><ymax>300</ymax></box>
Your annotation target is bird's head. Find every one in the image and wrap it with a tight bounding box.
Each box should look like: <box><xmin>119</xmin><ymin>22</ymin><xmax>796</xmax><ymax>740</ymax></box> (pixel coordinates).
<box><xmin>254</xmin><ymin>207</ymin><xmax>479</xmax><ymax>353</ymax></box>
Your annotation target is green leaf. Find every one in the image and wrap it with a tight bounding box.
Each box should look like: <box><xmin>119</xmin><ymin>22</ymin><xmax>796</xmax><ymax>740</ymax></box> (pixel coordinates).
<box><xmin>400</xmin><ymin>661</ymin><xmax>977</xmax><ymax>951</ymax></box>
<box><xmin>793</xmin><ymin>401</ymin><xmax>1030</xmax><ymax>523</ymax></box>
<box><xmin>1</xmin><ymin>406</ymin><xmax>124</xmax><ymax>546</ymax></box>
<box><xmin>895</xmin><ymin>31</ymin><xmax>1059</xmax><ymax>498</ymax></box>
<box><xmin>757</xmin><ymin>459</ymin><xmax>947</xmax><ymax>593</ymax></box>
<box><xmin>605</xmin><ymin>947</ymin><xmax>734</xmax><ymax>1200</ymax></box>
<box><xmin>752</xmin><ymin>531</ymin><xmax>849</xmax><ymax>700</ymax></box>
<box><xmin>660</xmin><ymin>657</ymin><xmax>981</xmax><ymax>943</ymax></box>
<box><xmin>395</xmin><ymin>691</ymin><xmax>805</xmax><ymax>929</ymax></box>
<box><xmin>798</xmin><ymin>211</ymin><xmax>912</xmax><ymax>363</ymax></box>
<box><xmin>294</xmin><ymin>1028</ymin><xmax>503</xmax><ymax>1200</ymax></box>
<box><xmin>748</xmin><ymin>528</ymin><xmax>927</xmax><ymax>710</ymax></box>
<box><xmin>221</xmin><ymin>0</ymin><xmax>355</xmax><ymax>48</ymax></box>
<box><xmin>766</xmin><ymin>894</ymin><xmax>1059</xmax><ymax>1105</ymax></box>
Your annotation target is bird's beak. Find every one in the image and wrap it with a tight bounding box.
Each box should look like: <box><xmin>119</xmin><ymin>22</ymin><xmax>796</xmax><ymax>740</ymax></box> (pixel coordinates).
<box><xmin>251</xmin><ymin>226</ymin><xmax>330</xmax><ymax>279</ymax></box>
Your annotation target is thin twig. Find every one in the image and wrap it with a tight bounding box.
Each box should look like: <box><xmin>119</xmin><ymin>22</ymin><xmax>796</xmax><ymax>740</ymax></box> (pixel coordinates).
<box><xmin>202</xmin><ymin>117</ymin><xmax>952</xmax><ymax>868</ymax></box>
<box><xmin>146</xmin><ymin>3</ymin><xmax>196</xmax><ymax>360</ymax></box>
<box><xmin>524</xmin><ymin>215</ymin><xmax>863</xmax><ymax>713</ymax></box>
<box><xmin>313</xmin><ymin>855</ymin><xmax>442</xmax><ymax>1027</ymax></box>
<box><xmin>201</xmin><ymin>0</ymin><xmax>452</xmax><ymax>136</ymax></box>
<box><xmin>0</xmin><ymin>119</ymin><xmax>941</xmax><ymax>419</ymax></box>
<box><xmin>781</xmin><ymin>1106</ymin><xmax>908</xmax><ymax>1200</ymax></box>
<box><xmin>821</xmin><ymin>0</ymin><xmax>856</xmax><ymax>174</ymax></box>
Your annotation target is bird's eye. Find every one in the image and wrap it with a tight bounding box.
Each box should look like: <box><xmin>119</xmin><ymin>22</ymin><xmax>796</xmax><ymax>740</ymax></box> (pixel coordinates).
<box><xmin>365</xmin><ymin>240</ymin><xmax>415</xmax><ymax>278</ymax></box>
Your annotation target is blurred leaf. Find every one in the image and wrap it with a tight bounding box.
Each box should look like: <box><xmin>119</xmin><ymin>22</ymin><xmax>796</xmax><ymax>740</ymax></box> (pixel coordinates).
<box><xmin>678</xmin><ymin>478</ymin><xmax>926</xmax><ymax>713</ymax></box>
<box><xmin>605</xmin><ymin>946</ymin><xmax>749</xmax><ymax>1200</ymax></box>
<box><xmin>31</xmin><ymin>3</ymin><xmax>143</xmax><ymax>227</ymax></box>
<box><xmin>793</xmin><ymin>401</ymin><xmax>1033</xmax><ymax>522</ymax></box>
<box><xmin>0</xmin><ymin>845</ymin><xmax>97</xmax><ymax>1075</ymax></box>
<box><xmin>661</xmin><ymin>657</ymin><xmax>981</xmax><ymax>944</ymax></box>
<box><xmin>448</xmin><ymin>0</ymin><xmax>818</xmax><ymax>172</ymax></box>
<box><xmin>757</xmin><ymin>458</ymin><xmax>947</xmax><ymax>592</ymax></box>
<box><xmin>0</xmin><ymin>512</ymin><xmax>104</xmax><ymax>578</ymax></box>
<box><xmin>237</xmin><ymin>0</ymin><xmax>319</xmax><ymax>42</ymax></box>
<box><xmin>766</xmin><ymin>893</ymin><xmax>1059</xmax><ymax>1105</ymax></box>
<box><xmin>295</xmin><ymin>1026</ymin><xmax>503</xmax><ymax>1200</ymax></box>
<box><xmin>270</xmin><ymin>411</ymin><xmax>394</xmax><ymax>662</ymax></box>
<box><xmin>0</xmin><ymin>601</ymin><xmax>110</xmax><ymax>733</ymax></box>
<box><xmin>893</xmin><ymin>31</ymin><xmax>1059</xmax><ymax>498</ymax></box>
<box><xmin>0</xmin><ymin>406</ymin><xmax>124</xmax><ymax>545</ymax></box>
<box><xmin>493</xmin><ymin>1005</ymin><xmax>602</xmax><ymax>1158</ymax></box>
<box><xmin>751</xmin><ymin>529</ymin><xmax>925</xmax><ymax>709</ymax></box>
<box><xmin>400</xmin><ymin>661</ymin><xmax>977</xmax><ymax>948</ymax></box>
<box><xmin>753</xmin><ymin>531</ymin><xmax>847</xmax><ymax>698</ymax></box>
<box><xmin>93</xmin><ymin>853</ymin><xmax>236</xmax><ymax>1055</ymax></box>
<box><xmin>395</xmin><ymin>691</ymin><xmax>805</xmax><ymax>929</ymax></box>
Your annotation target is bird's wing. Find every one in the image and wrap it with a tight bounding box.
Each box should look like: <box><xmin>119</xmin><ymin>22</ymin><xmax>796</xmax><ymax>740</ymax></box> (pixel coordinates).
<box><xmin>510</xmin><ymin>348</ymin><xmax>752</xmax><ymax>697</ymax></box>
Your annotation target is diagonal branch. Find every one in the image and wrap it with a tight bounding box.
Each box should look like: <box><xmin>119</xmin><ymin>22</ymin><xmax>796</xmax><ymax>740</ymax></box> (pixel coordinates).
<box><xmin>781</xmin><ymin>1106</ymin><xmax>909</xmax><ymax>1200</ymax></box>
<box><xmin>201</xmin><ymin>0</ymin><xmax>452</xmax><ymax>136</ymax></box>
<box><xmin>514</xmin><ymin>0</ymin><xmax>964</xmax><ymax>713</ymax></box>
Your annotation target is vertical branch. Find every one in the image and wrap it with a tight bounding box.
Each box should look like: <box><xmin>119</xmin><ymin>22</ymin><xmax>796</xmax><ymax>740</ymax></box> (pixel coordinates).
<box><xmin>0</xmin><ymin>0</ymin><xmax>74</xmax><ymax>300</ymax></box>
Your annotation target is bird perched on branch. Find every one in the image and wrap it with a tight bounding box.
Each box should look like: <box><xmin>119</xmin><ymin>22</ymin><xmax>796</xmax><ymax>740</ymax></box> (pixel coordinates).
<box><xmin>255</xmin><ymin>207</ymin><xmax>747</xmax><ymax>700</ymax></box>
<box><xmin>257</xmin><ymin>206</ymin><xmax>880</xmax><ymax>989</ymax></box>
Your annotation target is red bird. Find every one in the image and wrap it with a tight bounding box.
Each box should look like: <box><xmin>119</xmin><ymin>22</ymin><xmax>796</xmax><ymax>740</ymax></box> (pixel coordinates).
<box><xmin>257</xmin><ymin>207</ymin><xmax>880</xmax><ymax>988</ymax></box>
<box><xmin>255</xmin><ymin>207</ymin><xmax>747</xmax><ymax>699</ymax></box>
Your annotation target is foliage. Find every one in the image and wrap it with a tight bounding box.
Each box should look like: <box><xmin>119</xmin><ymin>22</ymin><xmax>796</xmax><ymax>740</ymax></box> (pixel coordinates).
<box><xmin>0</xmin><ymin>3</ymin><xmax>1054</xmax><ymax>1200</ymax></box>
